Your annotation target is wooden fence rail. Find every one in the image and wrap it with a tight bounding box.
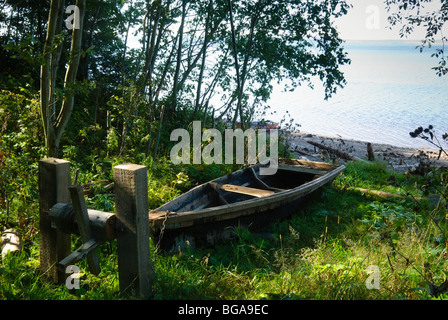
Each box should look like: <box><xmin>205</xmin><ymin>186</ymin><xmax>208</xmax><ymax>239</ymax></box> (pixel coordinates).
<box><xmin>38</xmin><ymin>158</ymin><xmax>154</xmax><ymax>299</ymax></box>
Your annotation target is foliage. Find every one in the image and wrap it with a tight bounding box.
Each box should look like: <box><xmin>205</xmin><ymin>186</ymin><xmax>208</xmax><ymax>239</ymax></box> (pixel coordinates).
<box><xmin>1</xmin><ymin>156</ymin><xmax>448</xmax><ymax>300</ymax></box>
<box><xmin>2</xmin><ymin>0</ymin><xmax>352</xmax><ymax>158</ymax></box>
<box><xmin>2</xmin><ymin>0</ymin><xmax>447</xmax><ymax>302</ymax></box>
<box><xmin>410</xmin><ymin>125</ymin><xmax>448</xmax><ymax>160</ymax></box>
<box><xmin>386</xmin><ymin>0</ymin><xmax>448</xmax><ymax>76</ymax></box>
<box><xmin>148</xmin><ymin>161</ymin><xmax>434</xmax><ymax>300</ymax></box>
<box><xmin>0</xmin><ymin>90</ymin><xmax>44</xmax><ymax>232</ymax></box>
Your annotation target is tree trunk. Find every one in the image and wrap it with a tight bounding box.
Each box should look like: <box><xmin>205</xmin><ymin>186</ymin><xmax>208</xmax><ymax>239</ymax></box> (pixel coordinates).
<box><xmin>227</xmin><ymin>0</ymin><xmax>241</xmax><ymax>129</ymax></box>
<box><xmin>40</xmin><ymin>0</ymin><xmax>86</xmax><ymax>158</ymax></box>
<box><xmin>171</xmin><ymin>0</ymin><xmax>186</xmax><ymax>113</ymax></box>
<box><xmin>40</xmin><ymin>0</ymin><xmax>62</xmax><ymax>157</ymax></box>
<box><xmin>139</xmin><ymin>0</ymin><xmax>163</xmax><ymax>97</ymax></box>
<box><xmin>154</xmin><ymin>34</ymin><xmax>179</xmax><ymax>103</ymax></box>
<box><xmin>78</xmin><ymin>5</ymin><xmax>101</xmax><ymax>82</ymax></box>
<box><xmin>193</xmin><ymin>0</ymin><xmax>213</xmax><ymax>117</ymax></box>
<box><xmin>121</xmin><ymin>3</ymin><xmax>132</xmax><ymax>87</ymax></box>
<box><xmin>235</xmin><ymin>14</ymin><xmax>257</xmax><ymax>129</ymax></box>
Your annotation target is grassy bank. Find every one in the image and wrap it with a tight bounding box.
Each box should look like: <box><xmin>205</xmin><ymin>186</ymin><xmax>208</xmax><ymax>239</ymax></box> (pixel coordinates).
<box><xmin>1</xmin><ymin>159</ymin><xmax>447</xmax><ymax>300</ymax></box>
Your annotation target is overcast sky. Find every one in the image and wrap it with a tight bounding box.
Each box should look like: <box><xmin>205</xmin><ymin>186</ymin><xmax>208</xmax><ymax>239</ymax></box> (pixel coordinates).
<box><xmin>127</xmin><ymin>1</ymin><xmax>446</xmax><ymax>47</ymax></box>
<box><xmin>336</xmin><ymin>0</ymin><xmax>445</xmax><ymax>41</ymax></box>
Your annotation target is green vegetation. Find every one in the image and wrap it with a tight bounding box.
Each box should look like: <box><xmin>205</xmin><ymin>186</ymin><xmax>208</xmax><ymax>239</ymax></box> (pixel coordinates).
<box><xmin>1</xmin><ymin>157</ymin><xmax>447</xmax><ymax>300</ymax></box>
<box><xmin>1</xmin><ymin>0</ymin><xmax>447</xmax><ymax>301</ymax></box>
<box><xmin>0</xmin><ymin>83</ymin><xmax>447</xmax><ymax>301</ymax></box>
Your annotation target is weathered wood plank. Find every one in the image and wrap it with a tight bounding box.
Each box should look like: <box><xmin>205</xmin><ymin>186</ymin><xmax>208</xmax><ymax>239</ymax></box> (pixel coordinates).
<box><xmin>49</xmin><ymin>203</ymin><xmax>116</xmax><ymax>241</ymax></box>
<box><xmin>38</xmin><ymin>158</ymin><xmax>71</xmax><ymax>284</ymax></box>
<box><xmin>351</xmin><ymin>187</ymin><xmax>422</xmax><ymax>200</ymax></box>
<box><xmin>68</xmin><ymin>184</ymin><xmax>101</xmax><ymax>275</ymax></box>
<box><xmin>279</xmin><ymin>158</ymin><xmax>337</xmax><ymax>170</ymax></box>
<box><xmin>176</xmin><ymin>192</ymin><xmax>211</xmax><ymax>212</ymax></box>
<box><xmin>216</xmin><ymin>183</ymin><xmax>275</xmax><ymax>198</ymax></box>
<box><xmin>58</xmin><ymin>239</ymin><xmax>101</xmax><ymax>272</ymax></box>
<box><xmin>306</xmin><ymin>140</ymin><xmax>357</xmax><ymax>160</ymax></box>
<box><xmin>114</xmin><ymin>164</ymin><xmax>153</xmax><ymax>299</ymax></box>
<box><xmin>277</xmin><ymin>164</ymin><xmax>328</xmax><ymax>176</ymax></box>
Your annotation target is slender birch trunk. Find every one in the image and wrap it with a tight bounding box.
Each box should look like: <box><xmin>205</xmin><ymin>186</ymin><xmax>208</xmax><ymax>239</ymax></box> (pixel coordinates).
<box><xmin>40</xmin><ymin>0</ymin><xmax>85</xmax><ymax>157</ymax></box>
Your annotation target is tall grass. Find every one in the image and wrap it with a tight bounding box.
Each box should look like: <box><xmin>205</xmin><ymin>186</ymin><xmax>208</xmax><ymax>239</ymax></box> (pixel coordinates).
<box><xmin>1</xmin><ymin>160</ymin><xmax>447</xmax><ymax>300</ymax></box>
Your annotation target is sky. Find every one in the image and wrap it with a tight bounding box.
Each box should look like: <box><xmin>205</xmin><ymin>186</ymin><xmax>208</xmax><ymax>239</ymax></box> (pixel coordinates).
<box><xmin>126</xmin><ymin>1</ymin><xmax>446</xmax><ymax>47</ymax></box>
<box><xmin>335</xmin><ymin>0</ymin><xmax>445</xmax><ymax>41</ymax></box>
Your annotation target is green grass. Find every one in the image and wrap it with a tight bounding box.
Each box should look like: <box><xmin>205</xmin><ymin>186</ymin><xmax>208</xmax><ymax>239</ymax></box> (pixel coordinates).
<box><xmin>1</xmin><ymin>160</ymin><xmax>447</xmax><ymax>300</ymax></box>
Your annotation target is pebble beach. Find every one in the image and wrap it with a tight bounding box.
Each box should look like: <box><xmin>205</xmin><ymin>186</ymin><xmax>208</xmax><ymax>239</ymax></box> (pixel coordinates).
<box><xmin>287</xmin><ymin>131</ymin><xmax>448</xmax><ymax>173</ymax></box>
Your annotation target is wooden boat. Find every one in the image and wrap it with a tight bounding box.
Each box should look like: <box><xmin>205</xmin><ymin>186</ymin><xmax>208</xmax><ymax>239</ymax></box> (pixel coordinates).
<box><xmin>149</xmin><ymin>159</ymin><xmax>345</xmax><ymax>251</ymax></box>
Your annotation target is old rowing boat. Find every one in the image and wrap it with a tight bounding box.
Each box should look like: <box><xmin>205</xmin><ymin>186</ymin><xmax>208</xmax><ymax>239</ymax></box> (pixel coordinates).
<box><xmin>149</xmin><ymin>158</ymin><xmax>345</xmax><ymax>251</ymax></box>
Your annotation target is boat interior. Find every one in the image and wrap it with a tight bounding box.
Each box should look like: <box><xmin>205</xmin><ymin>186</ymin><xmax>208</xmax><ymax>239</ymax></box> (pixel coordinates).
<box><xmin>160</xmin><ymin>162</ymin><xmax>330</xmax><ymax>213</ymax></box>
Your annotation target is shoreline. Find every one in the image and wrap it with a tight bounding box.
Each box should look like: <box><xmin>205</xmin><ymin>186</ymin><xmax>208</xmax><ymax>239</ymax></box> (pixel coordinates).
<box><xmin>286</xmin><ymin>131</ymin><xmax>448</xmax><ymax>173</ymax></box>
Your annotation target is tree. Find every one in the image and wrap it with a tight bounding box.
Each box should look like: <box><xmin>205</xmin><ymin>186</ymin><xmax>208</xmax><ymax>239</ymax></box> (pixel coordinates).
<box><xmin>40</xmin><ymin>0</ymin><xmax>86</xmax><ymax>157</ymax></box>
<box><xmin>170</xmin><ymin>0</ymin><xmax>187</xmax><ymax>112</ymax></box>
<box><xmin>33</xmin><ymin>0</ymin><xmax>352</xmax><ymax>159</ymax></box>
<box><xmin>386</xmin><ymin>0</ymin><xmax>448</xmax><ymax>76</ymax></box>
<box><xmin>0</xmin><ymin>0</ymin><xmax>50</xmax><ymax>90</ymax></box>
<box><xmin>215</xmin><ymin>0</ymin><xmax>351</xmax><ymax>128</ymax></box>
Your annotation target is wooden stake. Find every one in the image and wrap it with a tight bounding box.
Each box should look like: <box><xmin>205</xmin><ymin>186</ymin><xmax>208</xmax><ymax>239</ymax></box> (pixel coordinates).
<box><xmin>113</xmin><ymin>164</ymin><xmax>153</xmax><ymax>299</ymax></box>
<box><xmin>38</xmin><ymin>158</ymin><xmax>71</xmax><ymax>283</ymax></box>
<box><xmin>68</xmin><ymin>184</ymin><xmax>101</xmax><ymax>275</ymax></box>
<box><xmin>367</xmin><ymin>143</ymin><xmax>375</xmax><ymax>161</ymax></box>
<box><xmin>58</xmin><ymin>239</ymin><xmax>101</xmax><ymax>272</ymax></box>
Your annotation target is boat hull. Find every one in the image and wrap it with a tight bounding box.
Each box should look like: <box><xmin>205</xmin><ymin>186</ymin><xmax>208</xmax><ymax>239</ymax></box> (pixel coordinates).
<box><xmin>149</xmin><ymin>159</ymin><xmax>345</xmax><ymax>251</ymax></box>
<box><xmin>153</xmin><ymin>193</ymin><xmax>311</xmax><ymax>251</ymax></box>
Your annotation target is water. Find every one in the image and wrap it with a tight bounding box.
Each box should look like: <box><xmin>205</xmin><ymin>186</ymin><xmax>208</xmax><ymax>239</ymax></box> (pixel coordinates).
<box><xmin>268</xmin><ymin>40</ymin><xmax>448</xmax><ymax>150</ymax></box>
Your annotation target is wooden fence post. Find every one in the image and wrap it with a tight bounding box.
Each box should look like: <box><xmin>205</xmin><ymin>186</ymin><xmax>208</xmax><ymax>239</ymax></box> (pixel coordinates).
<box><xmin>113</xmin><ymin>164</ymin><xmax>153</xmax><ymax>299</ymax></box>
<box><xmin>38</xmin><ymin>158</ymin><xmax>71</xmax><ymax>283</ymax></box>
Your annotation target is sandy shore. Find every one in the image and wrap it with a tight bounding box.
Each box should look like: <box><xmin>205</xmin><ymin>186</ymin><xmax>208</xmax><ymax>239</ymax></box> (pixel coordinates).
<box><xmin>286</xmin><ymin>132</ymin><xmax>448</xmax><ymax>173</ymax></box>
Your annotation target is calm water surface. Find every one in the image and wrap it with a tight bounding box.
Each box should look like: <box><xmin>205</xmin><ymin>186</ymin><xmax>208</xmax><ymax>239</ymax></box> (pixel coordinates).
<box><xmin>268</xmin><ymin>41</ymin><xmax>448</xmax><ymax>150</ymax></box>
